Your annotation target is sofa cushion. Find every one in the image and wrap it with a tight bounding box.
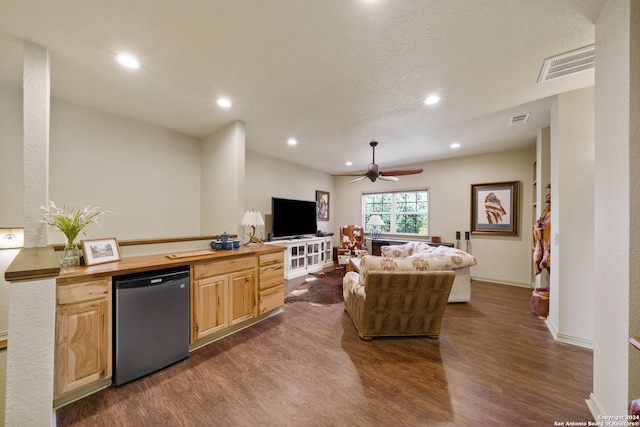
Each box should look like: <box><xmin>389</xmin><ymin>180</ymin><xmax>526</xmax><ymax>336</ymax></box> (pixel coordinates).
<box><xmin>344</xmin><ymin>256</ymin><xmax>445</xmax><ymax>300</ymax></box>
<box><xmin>380</xmin><ymin>243</ymin><xmax>414</xmax><ymax>257</ymax></box>
<box><xmin>359</xmin><ymin>255</ymin><xmax>443</xmax><ymax>286</ymax></box>
<box><xmin>413</xmin><ymin>246</ymin><xmax>477</xmax><ymax>269</ymax></box>
<box><xmin>381</xmin><ymin>241</ymin><xmax>478</xmax><ymax>269</ymax></box>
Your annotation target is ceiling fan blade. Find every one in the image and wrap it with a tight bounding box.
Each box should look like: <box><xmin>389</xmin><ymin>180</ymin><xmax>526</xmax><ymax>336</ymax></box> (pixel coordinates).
<box><xmin>378</xmin><ymin>175</ymin><xmax>400</xmax><ymax>182</ymax></box>
<box><xmin>380</xmin><ymin>168</ymin><xmax>423</xmax><ymax>176</ymax></box>
<box><xmin>349</xmin><ymin>176</ymin><xmax>368</xmax><ymax>183</ymax></box>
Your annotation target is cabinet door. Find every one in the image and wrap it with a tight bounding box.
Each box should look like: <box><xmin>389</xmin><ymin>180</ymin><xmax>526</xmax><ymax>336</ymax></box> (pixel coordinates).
<box><xmin>229</xmin><ymin>269</ymin><xmax>256</xmax><ymax>325</ymax></box>
<box><xmin>55</xmin><ymin>298</ymin><xmax>110</xmax><ymax>397</ymax></box>
<box><xmin>192</xmin><ymin>275</ymin><xmax>228</xmax><ymax>342</ymax></box>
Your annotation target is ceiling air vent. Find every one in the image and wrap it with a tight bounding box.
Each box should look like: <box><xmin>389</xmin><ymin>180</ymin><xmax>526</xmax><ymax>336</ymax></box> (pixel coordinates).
<box><xmin>538</xmin><ymin>45</ymin><xmax>595</xmax><ymax>83</ymax></box>
<box><xmin>509</xmin><ymin>113</ymin><xmax>530</xmax><ymax>126</ymax></box>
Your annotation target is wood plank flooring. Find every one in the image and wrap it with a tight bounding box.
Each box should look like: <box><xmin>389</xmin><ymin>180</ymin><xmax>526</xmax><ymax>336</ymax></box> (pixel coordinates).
<box><xmin>56</xmin><ymin>272</ymin><xmax>593</xmax><ymax>426</ymax></box>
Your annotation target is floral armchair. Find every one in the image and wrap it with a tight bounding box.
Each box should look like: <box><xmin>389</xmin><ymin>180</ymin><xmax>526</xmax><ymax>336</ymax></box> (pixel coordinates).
<box><xmin>336</xmin><ymin>225</ymin><xmax>368</xmax><ymax>266</ymax></box>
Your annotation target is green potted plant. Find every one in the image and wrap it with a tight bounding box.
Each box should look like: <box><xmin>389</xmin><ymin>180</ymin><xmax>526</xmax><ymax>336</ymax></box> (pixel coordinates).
<box><xmin>40</xmin><ymin>201</ymin><xmax>109</xmax><ymax>267</ymax></box>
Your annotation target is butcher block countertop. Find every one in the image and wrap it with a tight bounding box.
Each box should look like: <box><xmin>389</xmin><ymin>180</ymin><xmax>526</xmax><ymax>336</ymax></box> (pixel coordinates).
<box><xmin>7</xmin><ymin>244</ymin><xmax>285</xmax><ymax>284</ymax></box>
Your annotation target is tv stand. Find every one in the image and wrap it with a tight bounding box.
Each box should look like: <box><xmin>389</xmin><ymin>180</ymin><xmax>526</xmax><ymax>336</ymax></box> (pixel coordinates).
<box><xmin>265</xmin><ymin>236</ymin><xmax>333</xmax><ymax>279</ymax></box>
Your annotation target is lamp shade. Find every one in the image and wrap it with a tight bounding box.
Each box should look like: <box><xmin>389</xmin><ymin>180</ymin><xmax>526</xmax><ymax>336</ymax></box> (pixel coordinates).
<box><xmin>366</xmin><ymin>215</ymin><xmax>384</xmax><ymax>226</ymax></box>
<box><xmin>241</xmin><ymin>209</ymin><xmax>264</xmax><ymax>227</ymax></box>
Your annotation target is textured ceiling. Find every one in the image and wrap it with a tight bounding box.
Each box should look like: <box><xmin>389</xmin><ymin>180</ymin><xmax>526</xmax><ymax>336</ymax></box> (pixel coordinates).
<box><xmin>0</xmin><ymin>0</ymin><xmax>606</xmax><ymax>173</ymax></box>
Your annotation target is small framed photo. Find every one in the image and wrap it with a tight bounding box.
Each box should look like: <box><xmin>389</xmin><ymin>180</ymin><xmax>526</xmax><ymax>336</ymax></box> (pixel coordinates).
<box><xmin>316</xmin><ymin>190</ymin><xmax>330</xmax><ymax>221</ymax></box>
<box><xmin>81</xmin><ymin>237</ymin><xmax>122</xmax><ymax>266</ymax></box>
<box><xmin>471</xmin><ymin>181</ymin><xmax>520</xmax><ymax>236</ymax></box>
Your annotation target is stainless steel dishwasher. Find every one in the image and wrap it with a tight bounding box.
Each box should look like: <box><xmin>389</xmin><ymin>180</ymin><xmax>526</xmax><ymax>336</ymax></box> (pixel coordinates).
<box><xmin>113</xmin><ymin>266</ymin><xmax>190</xmax><ymax>386</ymax></box>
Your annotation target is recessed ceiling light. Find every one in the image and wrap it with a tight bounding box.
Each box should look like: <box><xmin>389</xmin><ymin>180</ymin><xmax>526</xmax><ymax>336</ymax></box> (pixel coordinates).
<box><xmin>345</xmin><ymin>161</ymin><xmax>353</xmax><ymax>166</ymax></box>
<box><xmin>116</xmin><ymin>53</ymin><xmax>140</xmax><ymax>69</ymax></box>
<box><xmin>424</xmin><ymin>95</ymin><xmax>440</xmax><ymax>105</ymax></box>
<box><xmin>287</xmin><ymin>138</ymin><xmax>297</xmax><ymax>146</ymax></box>
<box><xmin>217</xmin><ymin>97</ymin><xmax>232</xmax><ymax>108</ymax></box>
<box><xmin>450</xmin><ymin>142</ymin><xmax>461</xmax><ymax>149</ymax></box>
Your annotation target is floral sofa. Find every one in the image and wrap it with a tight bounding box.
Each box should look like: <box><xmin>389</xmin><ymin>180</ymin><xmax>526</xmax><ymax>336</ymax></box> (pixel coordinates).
<box><xmin>342</xmin><ymin>255</ymin><xmax>455</xmax><ymax>340</ymax></box>
<box><xmin>380</xmin><ymin>242</ymin><xmax>477</xmax><ymax>303</ymax></box>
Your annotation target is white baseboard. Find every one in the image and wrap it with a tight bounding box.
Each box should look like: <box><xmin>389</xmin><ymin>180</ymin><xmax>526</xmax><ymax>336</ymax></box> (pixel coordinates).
<box><xmin>586</xmin><ymin>393</ymin><xmax>605</xmax><ymax>421</ymax></box>
<box><xmin>556</xmin><ymin>333</ymin><xmax>594</xmax><ymax>349</ymax></box>
<box><xmin>545</xmin><ymin>318</ymin><xmax>593</xmax><ymax>349</ymax></box>
<box><xmin>471</xmin><ymin>276</ymin><xmax>532</xmax><ymax>288</ymax></box>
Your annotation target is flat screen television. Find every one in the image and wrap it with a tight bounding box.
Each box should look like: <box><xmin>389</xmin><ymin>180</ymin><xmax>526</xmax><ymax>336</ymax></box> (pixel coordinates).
<box><xmin>271</xmin><ymin>197</ymin><xmax>318</xmax><ymax>239</ymax></box>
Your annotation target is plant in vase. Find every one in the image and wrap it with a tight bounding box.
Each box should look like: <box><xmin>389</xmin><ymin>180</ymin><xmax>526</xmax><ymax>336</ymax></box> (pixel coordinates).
<box><xmin>40</xmin><ymin>201</ymin><xmax>109</xmax><ymax>267</ymax></box>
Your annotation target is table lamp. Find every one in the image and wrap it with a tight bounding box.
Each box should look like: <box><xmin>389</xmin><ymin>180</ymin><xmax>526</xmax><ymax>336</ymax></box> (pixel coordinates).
<box><xmin>241</xmin><ymin>209</ymin><xmax>265</xmax><ymax>245</ymax></box>
<box><xmin>366</xmin><ymin>215</ymin><xmax>385</xmax><ymax>240</ymax></box>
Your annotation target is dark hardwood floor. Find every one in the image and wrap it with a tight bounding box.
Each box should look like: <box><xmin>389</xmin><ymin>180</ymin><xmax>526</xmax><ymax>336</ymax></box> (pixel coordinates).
<box><xmin>57</xmin><ymin>270</ymin><xmax>593</xmax><ymax>426</ymax></box>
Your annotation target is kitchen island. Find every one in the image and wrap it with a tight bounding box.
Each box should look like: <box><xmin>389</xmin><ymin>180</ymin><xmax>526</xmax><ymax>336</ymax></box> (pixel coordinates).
<box><xmin>8</xmin><ymin>243</ymin><xmax>286</xmax><ymax>407</ymax></box>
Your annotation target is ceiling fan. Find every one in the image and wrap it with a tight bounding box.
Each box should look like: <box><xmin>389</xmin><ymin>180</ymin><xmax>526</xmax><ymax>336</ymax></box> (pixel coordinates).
<box><xmin>331</xmin><ymin>141</ymin><xmax>423</xmax><ymax>183</ymax></box>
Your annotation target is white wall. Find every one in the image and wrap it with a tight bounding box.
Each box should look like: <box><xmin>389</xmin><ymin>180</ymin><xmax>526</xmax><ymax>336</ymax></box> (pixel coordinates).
<box><xmin>0</xmin><ymin>85</ymin><xmax>23</xmax><ymax>226</ymax></box>
<box><xmin>548</xmin><ymin>87</ymin><xmax>595</xmax><ymax>349</ymax></box>
<box><xmin>49</xmin><ymin>100</ymin><xmax>202</xmax><ymax>242</ymax></box>
<box><xmin>333</xmin><ymin>147</ymin><xmax>536</xmax><ymax>286</ymax></box>
<box><xmin>245</xmin><ymin>150</ymin><xmax>335</xmax><ymax>241</ymax></box>
<box><xmin>591</xmin><ymin>0</ymin><xmax>640</xmax><ymax>416</ymax></box>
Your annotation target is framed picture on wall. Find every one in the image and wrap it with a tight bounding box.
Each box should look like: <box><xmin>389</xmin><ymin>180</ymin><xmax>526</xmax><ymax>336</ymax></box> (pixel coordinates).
<box><xmin>471</xmin><ymin>181</ymin><xmax>520</xmax><ymax>236</ymax></box>
<box><xmin>316</xmin><ymin>190</ymin><xmax>330</xmax><ymax>221</ymax></box>
<box><xmin>81</xmin><ymin>237</ymin><xmax>122</xmax><ymax>265</ymax></box>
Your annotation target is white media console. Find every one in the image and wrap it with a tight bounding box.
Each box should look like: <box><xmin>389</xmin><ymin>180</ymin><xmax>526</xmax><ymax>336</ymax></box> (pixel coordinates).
<box><xmin>265</xmin><ymin>236</ymin><xmax>334</xmax><ymax>279</ymax></box>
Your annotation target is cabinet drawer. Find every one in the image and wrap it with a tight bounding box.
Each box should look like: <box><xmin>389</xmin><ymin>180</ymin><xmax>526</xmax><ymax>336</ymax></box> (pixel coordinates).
<box><xmin>193</xmin><ymin>257</ymin><xmax>257</xmax><ymax>280</ymax></box>
<box><xmin>57</xmin><ymin>278</ymin><xmax>110</xmax><ymax>305</ymax></box>
<box><xmin>259</xmin><ymin>251</ymin><xmax>284</xmax><ymax>266</ymax></box>
<box><xmin>259</xmin><ymin>285</ymin><xmax>284</xmax><ymax>314</ymax></box>
<box><xmin>259</xmin><ymin>263</ymin><xmax>284</xmax><ymax>290</ymax></box>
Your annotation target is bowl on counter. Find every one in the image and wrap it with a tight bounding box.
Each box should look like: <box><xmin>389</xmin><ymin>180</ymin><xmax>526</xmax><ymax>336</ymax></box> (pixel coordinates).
<box><xmin>233</xmin><ymin>240</ymin><xmax>241</xmax><ymax>248</ymax></box>
<box><xmin>210</xmin><ymin>240</ymin><xmax>223</xmax><ymax>250</ymax></box>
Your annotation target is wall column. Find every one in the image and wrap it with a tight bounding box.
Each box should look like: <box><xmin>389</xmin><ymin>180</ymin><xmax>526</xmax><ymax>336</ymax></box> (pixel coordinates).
<box><xmin>4</xmin><ymin>42</ymin><xmax>56</xmax><ymax>426</ymax></box>
<box><xmin>200</xmin><ymin>121</ymin><xmax>246</xmax><ymax>236</ymax></box>
<box><xmin>548</xmin><ymin>87</ymin><xmax>595</xmax><ymax>349</ymax></box>
<box><xmin>590</xmin><ymin>0</ymin><xmax>640</xmax><ymax>416</ymax></box>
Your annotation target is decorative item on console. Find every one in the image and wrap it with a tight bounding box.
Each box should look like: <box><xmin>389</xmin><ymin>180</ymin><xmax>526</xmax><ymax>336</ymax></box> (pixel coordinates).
<box><xmin>40</xmin><ymin>201</ymin><xmax>110</xmax><ymax>267</ymax></box>
<box><xmin>81</xmin><ymin>237</ymin><xmax>121</xmax><ymax>266</ymax></box>
<box><xmin>241</xmin><ymin>209</ymin><xmax>265</xmax><ymax>245</ymax></box>
<box><xmin>210</xmin><ymin>231</ymin><xmax>242</xmax><ymax>250</ymax></box>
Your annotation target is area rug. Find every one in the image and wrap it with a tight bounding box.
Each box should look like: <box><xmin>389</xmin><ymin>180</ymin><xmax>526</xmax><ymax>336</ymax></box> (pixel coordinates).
<box><xmin>284</xmin><ymin>268</ymin><xmax>345</xmax><ymax>306</ymax></box>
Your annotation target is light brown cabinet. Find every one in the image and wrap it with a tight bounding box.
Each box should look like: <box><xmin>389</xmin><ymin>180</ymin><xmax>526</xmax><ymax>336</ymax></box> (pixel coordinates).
<box><xmin>191</xmin><ymin>274</ymin><xmax>228</xmax><ymax>341</ymax></box>
<box><xmin>229</xmin><ymin>269</ymin><xmax>257</xmax><ymax>325</ymax></box>
<box><xmin>258</xmin><ymin>251</ymin><xmax>285</xmax><ymax>314</ymax></box>
<box><xmin>55</xmin><ymin>278</ymin><xmax>111</xmax><ymax>398</ymax></box>
<box><xmin>191</xmin><ymin>256</ymin><xmax>258</xmax><ymax>343</ymax></box>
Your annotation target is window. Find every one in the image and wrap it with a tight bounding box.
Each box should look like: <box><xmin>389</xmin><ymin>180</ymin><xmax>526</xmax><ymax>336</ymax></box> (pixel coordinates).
<box><xmin>362</xmin><ymin>190</ymin><xmax>429</xmax><ymax>236</ymax></box>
